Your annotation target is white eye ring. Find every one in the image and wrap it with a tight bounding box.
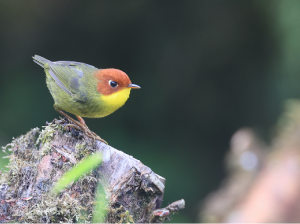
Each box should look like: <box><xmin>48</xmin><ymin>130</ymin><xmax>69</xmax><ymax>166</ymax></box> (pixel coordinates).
<box><xmin>109</xmin><ymin>80</ymin><xmax>118</xmax><ymax>88</ymax></box>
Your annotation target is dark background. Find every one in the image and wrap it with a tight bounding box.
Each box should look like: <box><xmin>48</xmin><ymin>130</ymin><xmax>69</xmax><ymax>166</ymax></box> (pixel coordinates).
<box><xmin>0</xmin><ymin>1</ymin><xmax>299</xmax><ymax>222</ymax></box>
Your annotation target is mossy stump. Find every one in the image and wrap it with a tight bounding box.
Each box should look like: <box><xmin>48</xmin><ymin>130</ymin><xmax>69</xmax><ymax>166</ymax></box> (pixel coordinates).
<box><xmin>0</xmin><ymin>118</ymin><xmax>184</xmax><ymax>223</ymax></box>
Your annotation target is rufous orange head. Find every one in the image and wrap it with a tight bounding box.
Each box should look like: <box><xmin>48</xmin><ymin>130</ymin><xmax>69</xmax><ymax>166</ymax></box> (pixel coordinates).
<box><xmin>95</xmin><ymin>68</ymin><xmax>140</xmax><ymax>95</ymax></box>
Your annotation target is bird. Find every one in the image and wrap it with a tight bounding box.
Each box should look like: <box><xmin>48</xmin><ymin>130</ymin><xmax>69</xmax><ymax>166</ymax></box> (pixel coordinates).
<box><xmin>32</xmin><ymin>55</ymin><xmax>140</xmax><ymax>144</ymax></box>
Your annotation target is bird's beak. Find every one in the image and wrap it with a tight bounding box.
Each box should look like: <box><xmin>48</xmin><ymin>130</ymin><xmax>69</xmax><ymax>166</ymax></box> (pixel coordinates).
<box><xmin>127</xmin><ymin>83</ymin><xmax>141</xmax><ymax>89</ymax></box>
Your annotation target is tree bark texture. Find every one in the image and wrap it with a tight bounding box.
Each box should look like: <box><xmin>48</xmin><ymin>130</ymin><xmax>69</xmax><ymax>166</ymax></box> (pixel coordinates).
<box><xmin>0</xmin><ymin>118</ymin><xmax>184</xmax><ymax>223</ymax></box>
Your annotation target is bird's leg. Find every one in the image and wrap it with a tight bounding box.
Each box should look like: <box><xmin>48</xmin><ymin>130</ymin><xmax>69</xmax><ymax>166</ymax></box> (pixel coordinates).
<box><xmin>76</xmin><ymin>115</ymin><xmax>87</xmax><ymax>126</ymax></box>
<box><xmin>56</xmin><ymin>110</ymin><xmax>108</xmax><ymax>144</ymax></box>
<box><xmin>75</xmin><ymin>115</ymin><xmax>103</xmax><ymax>140</ymax></box>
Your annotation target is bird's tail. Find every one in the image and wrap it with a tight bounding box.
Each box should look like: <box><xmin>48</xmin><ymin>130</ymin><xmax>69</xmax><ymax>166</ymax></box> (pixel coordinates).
<box><xmin>32</xmin><ymin>55</ymin><xmax>51</xmax><ymax>68</ymax></box>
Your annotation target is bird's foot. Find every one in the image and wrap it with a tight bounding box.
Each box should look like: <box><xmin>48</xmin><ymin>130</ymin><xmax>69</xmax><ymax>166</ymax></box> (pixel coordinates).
<box><xmin>65</xmin><ymin>123</ymin><xmax>108</xmax><ymax>144</ymax></box>
<box><xmin>57</xmin><ymin>110</ymin><xmax>108</xmax><ymax>145</ymax></box>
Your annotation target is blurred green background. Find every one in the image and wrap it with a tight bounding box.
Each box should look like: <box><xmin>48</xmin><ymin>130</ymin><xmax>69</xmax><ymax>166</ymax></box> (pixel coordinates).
<box><xmin>0</xmin><ymin>0</ymin><xmax>300</xmax><ymax>222</ymax></box>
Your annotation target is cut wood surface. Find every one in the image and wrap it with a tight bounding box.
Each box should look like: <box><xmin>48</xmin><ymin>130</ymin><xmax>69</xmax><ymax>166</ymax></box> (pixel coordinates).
<box><xmin>0</xmin><ymin>118</ymin><xmax>184</xmax><ymax>223</ymax></box>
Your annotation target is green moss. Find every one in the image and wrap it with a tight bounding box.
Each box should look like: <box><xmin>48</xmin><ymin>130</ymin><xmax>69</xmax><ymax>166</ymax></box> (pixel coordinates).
<box><xmin>108</xmin><ymin>205</ymin><xmax>134</xmax><ymax>223</ymax></box>
<box><xmin>0</xmin><ymin>128</ymin><xmax>40</xmax><ymax>190</ymax></box>
<box><xmin>122</xmin><ymin>210</ymin><xmax>134</xmax><ymax>223</ymax></box>
<box><xmin>25</xmin><ymin>192</ymin><xmax>81</xmax><ymax>223</ymax></box>
<box><xmin>0</xmin><ymin>121</ymin><xmax>103</xmax><ymax>223</ymax></box>
<box><xmin>36</xmin><ymin>123</ymin><xmax>60</xmax><ymax>155</ymax></box>
<box><xmin>74</xmin><ymin>141</ymin><xmax>94</xmax><ymax>160</ymax></box>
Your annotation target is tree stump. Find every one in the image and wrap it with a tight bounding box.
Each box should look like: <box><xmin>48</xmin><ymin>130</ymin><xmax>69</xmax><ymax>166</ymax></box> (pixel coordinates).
<box><xmin>0</xmin><ymin>118</ymin><xmax>184</xmax><ymax>223</ymax></box>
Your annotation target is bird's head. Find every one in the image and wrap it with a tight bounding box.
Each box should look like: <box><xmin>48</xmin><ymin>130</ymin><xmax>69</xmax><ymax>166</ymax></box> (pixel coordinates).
<box><xmin>95</xmin><ymin>68</ymin><xmax>140</xmax><ymax>95</ymax></box>
<box><xmin>94</xmin><ymin>69</ymin><xmax>140</xmax><ymax>115</ymax></box>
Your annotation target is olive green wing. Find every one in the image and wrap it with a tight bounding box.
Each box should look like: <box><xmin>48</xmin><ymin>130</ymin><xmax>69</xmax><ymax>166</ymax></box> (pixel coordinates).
<box><xmin>33</xmin><ymin>55</ymin><xmax>98</xmax><ymax>102</ymax></box>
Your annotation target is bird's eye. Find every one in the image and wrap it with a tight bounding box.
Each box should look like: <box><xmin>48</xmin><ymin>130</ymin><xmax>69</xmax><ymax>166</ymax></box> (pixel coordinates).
<box><xmin>109</xmin><ymin>80</ymin><xmax>118</xmax><ymax>88</ymax></box>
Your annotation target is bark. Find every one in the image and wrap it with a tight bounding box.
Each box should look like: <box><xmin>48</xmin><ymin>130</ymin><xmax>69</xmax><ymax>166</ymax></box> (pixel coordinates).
<box><xmin>0</xmin><ymin>118</ymin><xmax>184</xmax><ymax>223</ymax></box>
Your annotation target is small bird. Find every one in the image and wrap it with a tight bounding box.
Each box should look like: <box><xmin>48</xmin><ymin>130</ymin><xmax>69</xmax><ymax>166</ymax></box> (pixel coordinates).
<box><xmin>32</xmin><ymin>55</ymin><xmax>140</xmax><ymax>144</ymax></box>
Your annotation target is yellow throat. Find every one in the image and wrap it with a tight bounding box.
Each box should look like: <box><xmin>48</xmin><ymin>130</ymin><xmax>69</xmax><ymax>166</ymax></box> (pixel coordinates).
<box><xmin>99</xmin><ymin>88</ymin><xmax>131</xmax><ymax>117</ymax></box>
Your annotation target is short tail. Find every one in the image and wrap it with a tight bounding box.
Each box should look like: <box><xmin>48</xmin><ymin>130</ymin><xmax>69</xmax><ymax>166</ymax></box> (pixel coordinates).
<box><xmin>32</xmin><ymin>55</ymin><xmax>51</xmax><ymax>68</ymax></box>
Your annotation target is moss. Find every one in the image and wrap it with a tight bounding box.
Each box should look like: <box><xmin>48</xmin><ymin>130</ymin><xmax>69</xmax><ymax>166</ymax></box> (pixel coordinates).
<box><xmin>75</xmin><ymin>141</ymin><xmax>88</xmax><ymax>159</ymax></box>
<box><xmin>74</xmin><ymin>141</ymin><xmax>95</xmax><ymax>160</ymax></box>
<box><xmin>36</xmin><ymin>123</ymin><xmax>59</xmax><ymax>155</ymax></box>
<box><xmin>0</xmin><ymin>128</ymin><xmax>40</xmax><ymax>192</ymax></box>
<box><xmin>108</xmin><ymin>205</ymin><xmax>134</xmax><ymax>223</ymax></box>
<box><xmin>2</xmin><ymin>127</ymin><xmax>40</xmax><ymax>162</ymax></box>
<box><xmin>121</xmin><ymin>210</ymin><xmax>134</xmax><ymax>223</ymax></box>
<box><xmin>24</xmin><ymin>192</ymin><xmax>81</xmax><ymax>223</ymax></box>
<box><xmin>0</xmin><ymin>119</ymin><xmax>102</xmax><ymax>223</ymax></box>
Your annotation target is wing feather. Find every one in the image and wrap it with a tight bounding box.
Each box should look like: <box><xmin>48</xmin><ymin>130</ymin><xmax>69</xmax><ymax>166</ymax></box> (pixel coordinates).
<box><xmin>33</xmin><ymin>55</ymin><xmax>98</xmax><ymax>102</ymax></box>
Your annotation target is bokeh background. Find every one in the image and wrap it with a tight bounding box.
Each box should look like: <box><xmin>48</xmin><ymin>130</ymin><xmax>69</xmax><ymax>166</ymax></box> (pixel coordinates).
<box><xmin>0</xmin><ymin>0</ymin><xmax>300</xmax><ymax>222</ymax></box>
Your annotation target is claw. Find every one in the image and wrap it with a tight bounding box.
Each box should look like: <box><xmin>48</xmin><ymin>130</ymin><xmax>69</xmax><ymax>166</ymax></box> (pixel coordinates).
<box><xmin>57</xmin><ymin>110</ymin><xmax>108</xmax><ymax>145</ymax></box>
